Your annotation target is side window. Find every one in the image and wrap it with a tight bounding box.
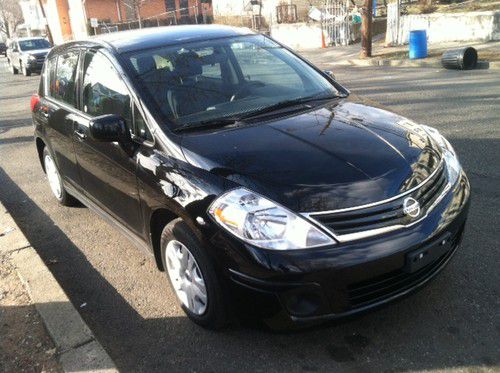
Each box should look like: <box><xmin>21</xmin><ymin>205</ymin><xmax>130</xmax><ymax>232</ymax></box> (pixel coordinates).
<box><xmin>53</xmin><ymin>51</ymin><xmax>79</xmax><ymax>106</ymax></box>
<box><xmin>133</xmin><ymin>104</ymin><xmax>153</xmax><ymax>142</ymax></box>
<box><xmin>47</xmin><ymin>57</ymin><xmax>57</xmax><ymax>97</ymax></box>
<box><xmin>82</xmin><ymin>51</ymin><xmax>132</xmax><ymax>127</ymax></box>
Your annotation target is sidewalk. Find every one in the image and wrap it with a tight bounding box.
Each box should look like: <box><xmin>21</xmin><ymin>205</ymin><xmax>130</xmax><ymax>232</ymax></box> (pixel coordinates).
<box><xmin>299</xmin><ymin>36</ymin><xmax>500</xmax><ymax>69</ymax></box>
<box><xmin>0</xmin><ymin>201</ymin><xmax>118</xmax><ymax>373</ymax></box>
<box><xmin>1</xmin><ymin>250</ymin><xmax>63</xmax><ymax>372</ymax></box>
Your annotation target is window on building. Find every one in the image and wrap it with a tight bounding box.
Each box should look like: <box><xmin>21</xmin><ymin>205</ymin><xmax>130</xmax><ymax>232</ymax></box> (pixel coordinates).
<box><xmin>165</xmin><ymin>0</ymin><xmax>176</xmax><ymax>11</ymax></box>
<box><xmin>179</xmin><ymin>0</ymin><xmax>189</xmax><ymax>15</ymax></box>
<box><xmin>81</xmin><ymin>51</ymin><xmax>132</xmax><ymax>127</ymax></box>
<box><xmin>52</xmin><ymin>51</ymin><xmax>79</xmax><ymax>106</ymax></box>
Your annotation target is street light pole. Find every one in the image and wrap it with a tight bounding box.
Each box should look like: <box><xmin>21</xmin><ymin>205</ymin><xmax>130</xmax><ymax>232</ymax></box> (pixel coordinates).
<box><xmin>360</xmin><ymin>0</ymin><xmax>373</xmax><ymax>58</ymax></box>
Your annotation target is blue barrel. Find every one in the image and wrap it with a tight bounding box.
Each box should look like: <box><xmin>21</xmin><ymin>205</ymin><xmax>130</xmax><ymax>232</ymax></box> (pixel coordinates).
<box><xmin>409</xmin><ymin>30</ymin><xmax>427</xmax><ymax>59</ymax></box>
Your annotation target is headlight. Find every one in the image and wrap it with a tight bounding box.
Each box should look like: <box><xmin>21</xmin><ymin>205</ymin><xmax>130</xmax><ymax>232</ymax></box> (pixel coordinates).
<box><xmin>26</xmin><ymin>54</ymin><xmax>36</xmax><ymax>61</ymax></box>
<box><xmin>208</xmin><ymin>188</ymin><xmax>335</xmax><ymax>250</ymax></box>
<box><xmin>422</xmin><ymin>125</ymin><xmax>461</xmax><ymax>185</ymax></box>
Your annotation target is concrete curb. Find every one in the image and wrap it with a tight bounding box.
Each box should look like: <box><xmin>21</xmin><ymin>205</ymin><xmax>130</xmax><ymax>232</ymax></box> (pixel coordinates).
<box><xmin>334</xmin><ymin>58</ymin><xmax>497</xmax><ymax>70</ymax></box>
<box><xmin>0</xmin><ymin>201</ymin><xmax>118</xmax><ymax>373</ymax></box>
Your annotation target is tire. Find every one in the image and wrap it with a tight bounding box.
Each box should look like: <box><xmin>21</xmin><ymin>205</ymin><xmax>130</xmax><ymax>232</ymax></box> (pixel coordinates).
<box><xmin>160</xmin><ymin>218</ymin><xmax>229</xmax><ymax>329</ymax></box>
<box><xmin>42</xmin><ymin>147</ymin><xmax>78</xmax><ymax>206</ymax></box>
<box><xmin>21</xmin><ymin>62</ymin><xmax>31</xmax><ymax>76</ymax></box>
<box><xmin>10</xmin><ymin>61</ymin><xmax>18</xmax><ymax>75</ymax></box>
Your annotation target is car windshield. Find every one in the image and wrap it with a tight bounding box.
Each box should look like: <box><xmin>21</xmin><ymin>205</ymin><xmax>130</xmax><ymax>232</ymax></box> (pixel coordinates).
<box><xmin>18</xmin><ymin>39</ymin><xmax>51</xmax><ymax>51</ymax></box>
<box><xmin>126</xmin><ymin>34</ymin><xmax>340</xmax><ymax>130</ymax></box>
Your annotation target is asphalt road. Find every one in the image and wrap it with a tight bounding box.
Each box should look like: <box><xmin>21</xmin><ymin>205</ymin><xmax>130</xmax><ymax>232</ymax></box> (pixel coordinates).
<box><xmin>0</xmin><ymin>56</ymin><xmax>499</xmax><ymax>372</ymax></box>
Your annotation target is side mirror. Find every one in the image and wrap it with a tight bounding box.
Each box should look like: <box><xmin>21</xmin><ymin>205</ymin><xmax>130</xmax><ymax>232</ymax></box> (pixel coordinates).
<box><xmin>323</xmin><ymin>70</ymin><xmax>336</xmax><ymax>81</ymax></box>
<box><xmin>89</xmin><ymin>114</ymin><xmax>130</xmax><ymax>143</ymax></box>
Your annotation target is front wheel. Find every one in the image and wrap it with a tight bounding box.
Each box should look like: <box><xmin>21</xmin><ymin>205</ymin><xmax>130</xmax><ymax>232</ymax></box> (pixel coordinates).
<box><xmin>21</xmin><ymin>62</ymin><xmax>31</xmax><ymax>76</ymax></box>
<box><xmin>161</xmin><ymin>218</ymin><xmax>229</xmax><ymax>329</ymax></box>
<box><xmin>42</xmin><ymin>147</ymin><xmax>78</xmax><ymax>206</ymax></box>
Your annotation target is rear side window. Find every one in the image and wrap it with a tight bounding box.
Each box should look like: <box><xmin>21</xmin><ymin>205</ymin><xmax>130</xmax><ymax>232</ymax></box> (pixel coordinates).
<box><xmin>47</xmin><ymin>57</ymin><xmax>57</xmax><ymax>97</ymax></box>
<box><xmin>81</xmin><ymin>51</ymin><xmax>132</xmax><ymax>127</ymax></box>
<box><xmin>52</xmin><ymin>51</ymin><xmax>79</xmax><ymax>106</ymax></box>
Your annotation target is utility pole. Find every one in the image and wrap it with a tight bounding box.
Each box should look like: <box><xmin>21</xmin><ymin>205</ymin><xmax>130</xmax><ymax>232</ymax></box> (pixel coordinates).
<box><xmin>360</xmin><ymin>0</ymin><xmax>373</xmax><ymax>58</ymax></box>
<box><xmin>37</xmin><ymin>0</ymin><xmax>53</xmax><ymax>45</ymax></box>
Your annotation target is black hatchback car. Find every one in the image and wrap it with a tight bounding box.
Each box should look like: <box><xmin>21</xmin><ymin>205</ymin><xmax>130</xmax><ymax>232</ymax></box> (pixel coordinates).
<box><xmin>32</xmin><ymin>25</ymin><xmax>470</xmax><ymax>329</ymax></box>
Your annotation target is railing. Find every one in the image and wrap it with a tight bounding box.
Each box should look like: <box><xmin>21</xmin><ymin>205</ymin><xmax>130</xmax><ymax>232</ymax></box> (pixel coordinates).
<box><xmin>95</xmin><ymin>5</ymin><xmax>212</xmax><ymax>34</ymax></box>
<box><xmin>276</xmin><ymin>4</ymin><xmax>298</xmax><ymax>24</ymax></box>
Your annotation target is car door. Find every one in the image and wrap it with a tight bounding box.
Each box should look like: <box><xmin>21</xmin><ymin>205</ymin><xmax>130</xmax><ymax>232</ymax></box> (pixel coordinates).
<box><xmin>72</xmin><ymin>49</ymin><xmax>143</xmax><ymax>236</ymax></box>
<box><xmin>41</xmin><ymin>51</ymin><xmax>82</xmax><ymax>187</ymax></box>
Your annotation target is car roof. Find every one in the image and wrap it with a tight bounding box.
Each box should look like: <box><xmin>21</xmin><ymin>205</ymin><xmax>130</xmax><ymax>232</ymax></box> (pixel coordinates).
<box><xmin>68</xmin><ymin>25</ymin><xmax>255</xmax><ymax>55</ymax></box>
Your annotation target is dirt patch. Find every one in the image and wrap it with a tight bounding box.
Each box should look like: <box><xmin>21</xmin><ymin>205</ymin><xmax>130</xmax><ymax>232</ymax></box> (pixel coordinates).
<box><xmin>0</xmin><ymin>252</ymin><xmax>62</xmax><ymax>373</ymax></box>
<box><xmin>407</xmin><ymin>0</ymin><xmax>500</xmax><ymax>15</ymax></box>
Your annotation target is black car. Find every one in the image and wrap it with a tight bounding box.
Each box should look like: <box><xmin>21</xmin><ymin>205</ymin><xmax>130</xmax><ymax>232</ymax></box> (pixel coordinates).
<box><xmin>0</xmin><ymin>41</ymin><xmax>7</xmax><ymax>57</ymax></box>
<box><xmin>31</xmin><ymin>25</ymin><xmax>470</xmax><ymax>329</ymax></box>
<box><xmin>8</xmin><ymin>37</ymin><xmax>51</xmax><ymax>76</ymax></box>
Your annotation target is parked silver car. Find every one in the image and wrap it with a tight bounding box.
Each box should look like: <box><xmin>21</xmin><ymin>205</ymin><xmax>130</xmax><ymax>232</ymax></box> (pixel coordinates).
<box><xmin>7</xmin><ymin>37</ymin><xmax>52</xmax><ymax>76</ymax></box>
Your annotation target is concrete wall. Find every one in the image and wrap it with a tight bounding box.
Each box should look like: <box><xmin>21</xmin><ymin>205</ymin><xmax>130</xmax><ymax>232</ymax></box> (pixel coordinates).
<box><xmin>270</xmin><ymin>19</ymin><xmax>386</xmax><ymax>50</ymax></box>
<box><xmin>387</xmin><ymin>10</ymin><xmax>500</xmax><ymax>45</ymax></box>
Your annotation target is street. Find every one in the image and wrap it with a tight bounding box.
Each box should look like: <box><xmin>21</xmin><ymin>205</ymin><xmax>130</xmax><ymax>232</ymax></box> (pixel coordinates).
<box><xmin>0</xmin><ymin>57</ymin><xmax>499</xmax><ymax>372</ymax></box>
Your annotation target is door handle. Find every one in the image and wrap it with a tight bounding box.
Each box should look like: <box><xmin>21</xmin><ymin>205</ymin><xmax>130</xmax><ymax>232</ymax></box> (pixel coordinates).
<box><xmin>74</xmin><ymin>129</ymin><xmax>87</xmax><ymax>140</ymax></box>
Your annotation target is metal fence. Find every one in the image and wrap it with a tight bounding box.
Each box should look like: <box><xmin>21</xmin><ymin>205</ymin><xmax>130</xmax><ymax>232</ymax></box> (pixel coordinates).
<box><xmin>93</xmin><ymin>5</ymin><xmax>213</xmax><ymax>34</ymax></box>
<box><xmin>276</xmin><ymin>4</ymin><xmax>298</xmax><ymax>24</ymax></box>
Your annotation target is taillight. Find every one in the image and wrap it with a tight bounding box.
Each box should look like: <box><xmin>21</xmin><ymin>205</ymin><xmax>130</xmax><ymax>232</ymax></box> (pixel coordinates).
<box><xmin>30</xmin><ymin>94</ymin><xmax>40</xmax><ymax>112</ymax></box>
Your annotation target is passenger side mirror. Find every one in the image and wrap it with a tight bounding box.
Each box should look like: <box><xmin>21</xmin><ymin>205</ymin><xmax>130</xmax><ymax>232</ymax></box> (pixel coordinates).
<box><xmin>323</xmin><ymin>70</ymin><xmax>336</xmax><ymax>81</ymax></box>
<box><xmin>89</xmin><ymin>114</ymin><xmax>130</xmax><ymax>143</ymax></box>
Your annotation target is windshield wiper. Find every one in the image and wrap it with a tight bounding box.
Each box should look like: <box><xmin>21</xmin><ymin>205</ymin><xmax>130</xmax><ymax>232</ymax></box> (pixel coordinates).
<box><xmin>239</xmin><ymin>94</ymin><xmax>341</xmax><ymax>121</ymax></box>
<box><xmin>174</xmin><ymin>117</ymin><xmax>243</xmax><ymax>133</ymax></box>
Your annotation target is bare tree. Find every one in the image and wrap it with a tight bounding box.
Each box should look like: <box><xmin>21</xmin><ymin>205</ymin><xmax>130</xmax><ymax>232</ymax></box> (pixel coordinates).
<box><xmin>0</xmin><ymin>0</ymin><xmax>23</xmax><ymax>38</ymax></box>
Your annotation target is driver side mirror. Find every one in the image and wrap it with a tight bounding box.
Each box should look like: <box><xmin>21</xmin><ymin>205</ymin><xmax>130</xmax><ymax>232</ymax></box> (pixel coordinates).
<box><xmin>89</xmin><ymin>114</ymin><xmax>130</xmax><ymax>143</ymax></box>
<box><xmin>323</xmin><ymin>70</ymin><xmax>336</xmax><ymax>81</ymax></box>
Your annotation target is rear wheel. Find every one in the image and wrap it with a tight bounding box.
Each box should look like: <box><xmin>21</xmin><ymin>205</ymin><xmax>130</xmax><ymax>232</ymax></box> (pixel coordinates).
<box><xmin>42</xmin><ymin>147</ymin><xmax>78</xmax><ymax>206</ymax></box>
<box><xmin>161</xmin><ymin>218</ymin><xmax>229</xmax><ymax>329</ymax></box>
<box><xmin>10</xmin><ymin>61</ymin><xmax>18</xmax><ymax>75</ymax></box>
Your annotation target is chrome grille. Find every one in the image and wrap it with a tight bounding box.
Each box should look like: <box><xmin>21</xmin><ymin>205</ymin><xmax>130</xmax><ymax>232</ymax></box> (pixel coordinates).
<box><xmin>309</xmin><ymin>161</ymin><xmax>449</xmax><ymax>240</ymax></box>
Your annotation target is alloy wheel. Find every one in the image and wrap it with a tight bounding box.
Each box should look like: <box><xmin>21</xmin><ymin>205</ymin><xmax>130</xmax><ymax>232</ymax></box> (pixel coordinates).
<box><xmin>44</xmin><ymin>154</ymin><xmax>62</xmax><ymax>199</ymax></box>
<box><xmin>165</xmin><ymin>240</ymin><xmax>208</xmax><ymax>315</ymax></box>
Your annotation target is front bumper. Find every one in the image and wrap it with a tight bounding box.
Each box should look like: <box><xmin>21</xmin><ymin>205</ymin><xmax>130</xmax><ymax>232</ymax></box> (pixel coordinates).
<box><xmin>210</xmin><ymin>172</ymin><xmax>470</xmax><ymax>328</ymax></box>
<box><xmin>26</xmin><ymin>59</ymin><xmax>45</xmax><ymax>72</ymax></box>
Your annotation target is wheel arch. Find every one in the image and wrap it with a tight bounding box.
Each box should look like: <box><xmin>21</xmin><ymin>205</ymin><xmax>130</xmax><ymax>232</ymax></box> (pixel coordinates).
<box><xmin>150</xmin><ymin>208</ymin><xmax>179</xmax><ymax>271</ymax></box>
<box><xmin>35</xmin><ymin>136</ymin><xmax>46</xmax><ymax>172</ymax></box>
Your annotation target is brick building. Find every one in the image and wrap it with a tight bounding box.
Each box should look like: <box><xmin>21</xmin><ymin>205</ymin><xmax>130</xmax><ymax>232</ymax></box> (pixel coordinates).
<box><xmin>33</xmin><ymin>0</ymin><xmax>213</xmax><ymax>44</ymax></box>
<box><xmin>85</xmin><ymin>0</ymin><xmax>213</xmax><ymax>26</ymax></box>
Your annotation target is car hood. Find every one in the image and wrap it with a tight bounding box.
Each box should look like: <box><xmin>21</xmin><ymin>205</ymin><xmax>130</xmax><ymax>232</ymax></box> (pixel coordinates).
<box><xmin>22</xmin><ymin>48</ymin><xmax>50</xmax><ymax>57</ymax></box>
<box><xmin>180</xmin><ymin>97</ymin><xmax>443</xmax><ymax>212</ymax></box>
